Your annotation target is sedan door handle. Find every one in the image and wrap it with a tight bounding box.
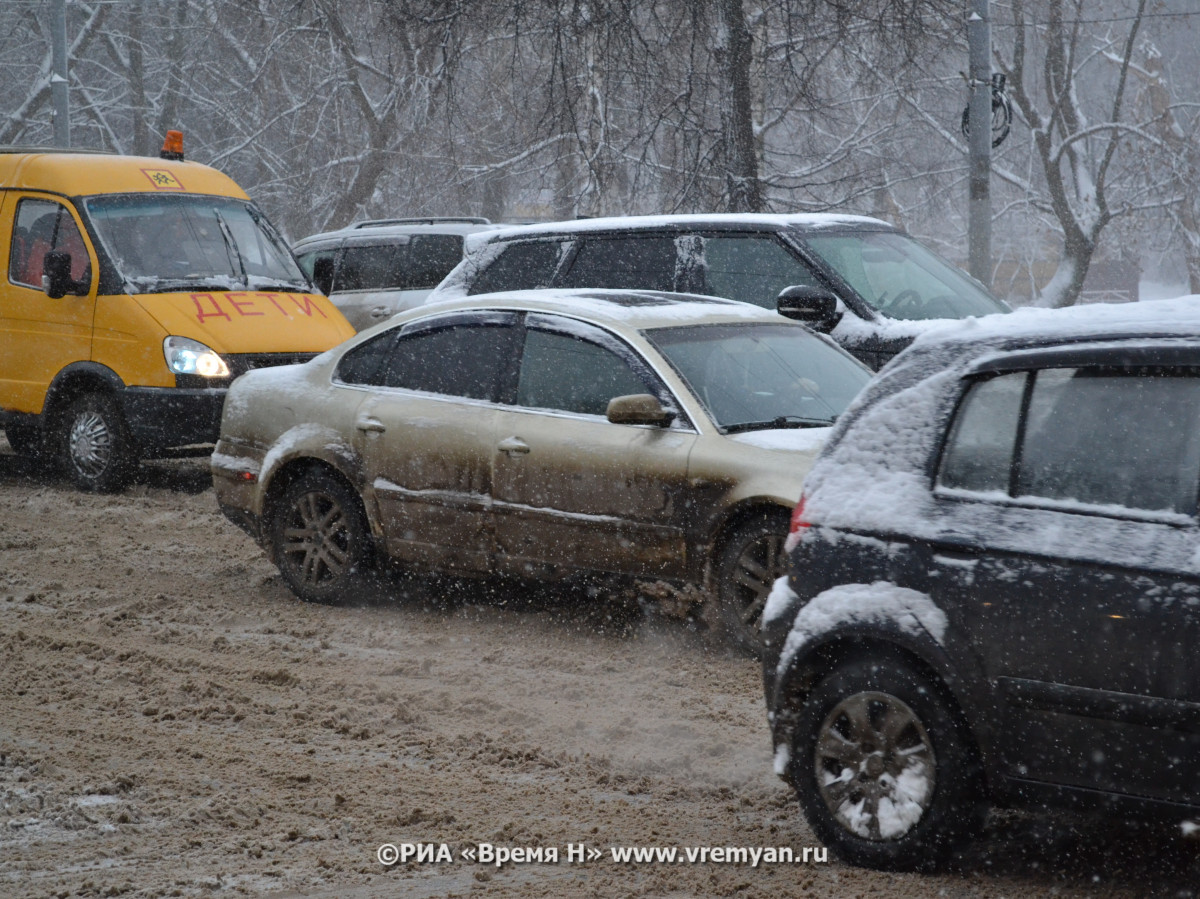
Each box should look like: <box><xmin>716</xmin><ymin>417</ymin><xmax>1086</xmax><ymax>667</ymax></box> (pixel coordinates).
<box><xmin>355</xmin><ymin>417</ymin><xmax>386</xmax><ymax>433</ymax></box>
<box><xmin>369</xmin><ymin>305</ymin><xmax>391</xmax><ymax>319</ymax></box>
<box><xmin>497</xmin><ymin>436</ymin><xmax>530</xmax><ymax>456</ymax></box>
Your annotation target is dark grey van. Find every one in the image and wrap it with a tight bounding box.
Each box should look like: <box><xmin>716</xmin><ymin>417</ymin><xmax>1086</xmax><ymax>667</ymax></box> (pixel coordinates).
<box><xmin>427</xmin><ymin>214</ymin><xmax>1009</xmax><ymax>369</ymax></box>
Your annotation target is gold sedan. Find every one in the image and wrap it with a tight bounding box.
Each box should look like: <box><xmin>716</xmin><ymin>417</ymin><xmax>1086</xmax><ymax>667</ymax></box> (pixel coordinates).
<box><xmin>212</xmin><ymin>290</ymin><xmax>871</xmax><ymax>653</ymax></box>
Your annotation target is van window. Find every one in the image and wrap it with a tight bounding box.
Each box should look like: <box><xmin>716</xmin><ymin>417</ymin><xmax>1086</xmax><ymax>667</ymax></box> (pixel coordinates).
<box><xmin>468</xmin><ymin>240</ymin><xmax>565</xmax><ymax>295</ymax></box>
<box><xmin>9</xmin><ymin>198</ymin><xmax>91</xmax><ymax>288</ymax></box>
<box><xmin>560</xmin><ymin>237</ymin><xmax>676</xmax><ymax>291</ymax></box>
<box><xmin>702</xmin><ymin>236</ymin><xmax>823</xmax><ymax>307</ymax></box>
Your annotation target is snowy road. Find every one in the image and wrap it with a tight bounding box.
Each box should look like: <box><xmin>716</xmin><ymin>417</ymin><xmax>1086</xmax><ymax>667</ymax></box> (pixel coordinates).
<box><xmin>1</xmin><ymin>448</ymin><xmax>1196</xmax><ymax>898</ymax></box>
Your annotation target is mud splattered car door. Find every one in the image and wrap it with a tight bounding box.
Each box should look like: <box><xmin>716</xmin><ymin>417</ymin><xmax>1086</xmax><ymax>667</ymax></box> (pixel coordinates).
<box><xmin>490</xmin><ymin>313</ymin><xmax>696</xmax><ymax>581</ymax></box>
<box><xmin>343</xmin><ymin>311</ymin><xmax>519</xmax><ymax>573</ymax></box>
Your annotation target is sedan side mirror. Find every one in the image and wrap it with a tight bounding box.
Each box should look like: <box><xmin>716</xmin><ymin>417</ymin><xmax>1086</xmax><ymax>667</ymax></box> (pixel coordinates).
<box><xmin>606</xmin><ymin>394</ymin><xmax>676</xmax><ymax>427</ymax></box>
<box><xmin>776</xmin><ymin>285</ymin><xmax>841</xmax><ymax>333</ymax></box>
<box><xmin>42</xmin><ymin>250</ymin><xmax>76</xmax><ymax>299</ymax></box>
<box><xmin>311</xmin><ymin>256</ymin><xmax>335</xmax><ymax>295</ymax></box>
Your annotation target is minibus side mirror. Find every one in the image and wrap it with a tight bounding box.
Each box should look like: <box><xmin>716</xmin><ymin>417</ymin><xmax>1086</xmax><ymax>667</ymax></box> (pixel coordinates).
<box><xmin>43</xmin><ymin>251</ymin><xmax>75</xmax><ymax>299</ymax></box>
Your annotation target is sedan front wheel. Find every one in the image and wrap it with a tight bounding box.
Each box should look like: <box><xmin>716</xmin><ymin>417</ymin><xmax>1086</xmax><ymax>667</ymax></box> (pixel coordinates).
<box><xmin>270</xmin><ymin>471</ymin><xmax>372</xmax><ymax>604</ymax></box>
<box><xmin>713</xmin><ymin>512</ymin><xmax>790</xmax><ymax>657</ymax></box>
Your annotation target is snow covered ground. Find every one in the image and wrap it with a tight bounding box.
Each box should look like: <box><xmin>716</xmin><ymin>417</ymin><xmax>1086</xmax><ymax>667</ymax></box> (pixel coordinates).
<box><xmin>1</xmin><ymin>448</ymin><xmax>1197</xmax><ymax>897</ymax></box>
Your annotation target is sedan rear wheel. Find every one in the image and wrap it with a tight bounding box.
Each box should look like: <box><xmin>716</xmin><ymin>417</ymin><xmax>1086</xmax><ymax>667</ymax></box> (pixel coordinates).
<box><xmin>270</xmin><ymin>471</ymin><xmax>372</xmax><ymax>604</ymax></box>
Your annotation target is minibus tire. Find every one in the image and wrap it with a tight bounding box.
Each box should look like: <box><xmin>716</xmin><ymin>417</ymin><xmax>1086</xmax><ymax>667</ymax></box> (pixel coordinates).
<box><xmin>59</xmin><ymin>393</ymin><xmax>137</xmax><ymax>492</ymax></box>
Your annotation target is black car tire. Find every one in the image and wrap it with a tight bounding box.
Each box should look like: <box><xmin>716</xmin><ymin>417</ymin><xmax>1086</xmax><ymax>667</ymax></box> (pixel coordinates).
<box><xmin>270</xmin><ymin>471</ymin><xmax>373</xmax><ymax>604</ymax></box>
<box><xmin>789</xmin><ymin>654</ymin><xmax>986</xmax><ymax>871</ymax></box>
<box><xmin>59</xmin><ymin>393</ymin><xmax>138</xmax><ymax>492</ymax></box>
<box><xmin>713</xmin><ymin>511</ymin><xmax>790</xmax><ymax>657</ymax></box>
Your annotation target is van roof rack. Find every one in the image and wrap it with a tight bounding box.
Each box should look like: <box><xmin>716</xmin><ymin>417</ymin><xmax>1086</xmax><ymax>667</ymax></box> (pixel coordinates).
<box><xmin>351</xmin><ymin>217</ymin><xmax>491</xmax><ymax>228</ymax></box>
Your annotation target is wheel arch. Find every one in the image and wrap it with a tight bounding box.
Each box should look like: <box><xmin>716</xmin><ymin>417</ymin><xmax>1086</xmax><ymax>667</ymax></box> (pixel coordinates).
<box><xmin>44</xmin><ymin>362</ymin><xmax>126</xmax><ymax>422</ymax></box>
<box><xmin>769</xmin><ymin>630</ymin><xmax>996</xmax><ymax>796</ymax></box>
<box><xmin>705</xmin><ymin>498</ymin><xmax>792</xmax><ymax>577</ymax></box>
<box><xmin>259</xmin><ymin>453</ymin><xmax>377</xmax><ymax>560</ymax></box>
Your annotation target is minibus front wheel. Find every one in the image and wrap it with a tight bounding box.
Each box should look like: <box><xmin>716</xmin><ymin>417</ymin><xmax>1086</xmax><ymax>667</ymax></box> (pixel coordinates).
<box><xmin>59</xmin><ymin>393</ymin><xmax>138</xmax><ymax>492</ymax></box>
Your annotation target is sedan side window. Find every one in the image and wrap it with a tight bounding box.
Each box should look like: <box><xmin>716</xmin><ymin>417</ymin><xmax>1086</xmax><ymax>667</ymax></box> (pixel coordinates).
<box><xmin>378</xmin><ymin>318</ymin><xmax>518</xmax><ymax>401</ymax></box>
<box><xmin>335</xmin><ymin>330</ymin><xmax>396</xmax><ymax>386</ymax></box>
<box><xmin>517</xmin><ymin>327</ymin><xmax>657</xmax><ymax>417</ymax></box>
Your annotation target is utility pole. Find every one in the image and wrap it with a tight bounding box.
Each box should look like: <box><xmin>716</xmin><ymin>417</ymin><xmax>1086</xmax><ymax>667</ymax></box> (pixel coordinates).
<box><xmin>967</xmin><ymin>0</ymin><xmax>990</xmax><ymax>285</ymax></box>
<box><xmin>51</xmin><ymin>0</ymin><xmax>70</xmax><ymax>148</ymax></box>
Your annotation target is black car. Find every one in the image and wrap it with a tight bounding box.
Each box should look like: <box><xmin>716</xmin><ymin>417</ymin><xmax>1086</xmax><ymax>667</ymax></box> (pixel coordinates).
<box><xmin>426</xmin><ymin>214</ymin><xmax>1010</xmax><ymax>370</ymax></box>
<box><xmin>761</xmin><ymin>298</ymin><xmax>1200</xmax><ymax>870</ymax></box>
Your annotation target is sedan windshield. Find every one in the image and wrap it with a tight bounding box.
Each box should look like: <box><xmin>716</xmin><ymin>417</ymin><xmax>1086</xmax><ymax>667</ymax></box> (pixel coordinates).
<box><xmin>85</xmin><ymin>194</ymin><xmax>308</xmax><ymax>294</ymax></box>
<box><xmin>800</xmin><ymin>230</ymin><xmax>1009</xmax><ymax>321</ymax></box>
<box><xmin>647</xmin><ymin>322</ymin><xmax>871</xmax><ymax>432</ymax></box>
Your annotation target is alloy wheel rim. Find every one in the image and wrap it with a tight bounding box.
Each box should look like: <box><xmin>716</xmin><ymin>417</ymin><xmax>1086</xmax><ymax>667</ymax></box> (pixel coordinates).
<box><xmin>731</xmin><ymin>533</ymin><xmax>785</xmax><ymax>631</ymax></box>
<box><xmin>814</xmin><ymin>691</ymin><xmax>936</xmax><ymax>841</ymax></box>
<box><xmin>68</xmin><ymin>410</ymin><xmax>113</xmax><ymax>478</ymax></box>
<box><xmin>282</xmin><ymin>490</ymin><xmax>352</xmax><ymax>586</ymax></box>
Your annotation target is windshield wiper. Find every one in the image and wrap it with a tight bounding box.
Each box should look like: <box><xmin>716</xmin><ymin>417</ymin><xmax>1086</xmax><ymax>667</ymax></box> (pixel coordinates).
<box><xmin>126</xmin><ymin>275</ymin><xmax>234</xmax><ymax>292</ymax></box>
<box><xmin>722</xmin><ymin>415</ymin><xmax>835</xmax><ymax>434</ymax></box>
<box><xmin>213</xmin><ymin>208</ymin><xmax>248</xmax><ymax>287</ymax></box>
<box><xmin>246</xmin><ymin>279</ymin><xmax>309</xmax><ymax>292</ymax></box>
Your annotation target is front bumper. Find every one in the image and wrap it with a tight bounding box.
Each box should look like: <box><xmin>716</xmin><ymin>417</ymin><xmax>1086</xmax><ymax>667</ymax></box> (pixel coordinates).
<box><xmin>120</xmin><ymin>386</ymin><xmax>226</xmax><ymax>453</ymax></box>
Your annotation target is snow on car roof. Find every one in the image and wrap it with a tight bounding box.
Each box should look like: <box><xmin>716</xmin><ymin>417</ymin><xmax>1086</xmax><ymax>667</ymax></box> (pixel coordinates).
<box><xmin>463</xmin><ymin>212</ymin><xmax>894</xmax><ymax>251</ymax></box>
<box><xmin>910</xmin><ymin>294</ymin><xmax>1200</xmax><ymax>353</ymax></box>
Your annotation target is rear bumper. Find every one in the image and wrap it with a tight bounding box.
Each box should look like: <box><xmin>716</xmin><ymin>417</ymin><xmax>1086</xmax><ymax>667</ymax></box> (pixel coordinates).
<box><xmin>120</xmin><ymin>386</ymin><xmax>226</xmax><ymax>452</ymax></box>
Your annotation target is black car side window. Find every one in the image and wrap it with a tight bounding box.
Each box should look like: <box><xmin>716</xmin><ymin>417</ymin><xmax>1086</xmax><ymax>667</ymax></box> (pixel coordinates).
<box><xmin>377</xmin><ymin>315</ymin><xmax>518</xmax><ymax>401</ymax></box>
<box><xmin>468</xmin><ymin>240</ymin><xmax>565</xmax><ymax>294</ymax></box>
<box><xmin>516</xmin><ymin>325</ymin><xmax>658</xmax><ymax>417</ymax></box>
<box><xmin>938</xmin><ymin>372</ymin><xmax>1027</xmax><ymax>493</ymax></box>
<box><xmin>1017</xmin><ymin>368</ymin><xmax>1200</xmax><ymax>515</ymax></box>
<box><xmin>559</xmin><ymin>236</ymin><xmax>676</xmax><ymax>292</ymax></box>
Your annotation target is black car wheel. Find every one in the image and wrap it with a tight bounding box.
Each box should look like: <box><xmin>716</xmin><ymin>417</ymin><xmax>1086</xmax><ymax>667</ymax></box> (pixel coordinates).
<box><xmin>59</xmin><ymin>393</ymin><xmax>137</xmax><ymax>492</ymax></box>
<box><xmin>713</xmin><ymin>512</ymin><xmax>789</xmax><ymax>656</ymax></box>
<box><xmin>270</xmin><ymin>471</ymin><xmax>372</xmax><ymax>604</ymax></box>
<box><xmin>790</xmin><ymin>654</ymin><xmax>985</xmax><ymax>871</ymax></box>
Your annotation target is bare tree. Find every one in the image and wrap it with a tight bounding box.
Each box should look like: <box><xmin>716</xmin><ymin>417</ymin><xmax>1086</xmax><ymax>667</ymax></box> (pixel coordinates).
<box><xmin>996</xmin><ymin>0</ymin><xmax>1149</xmax><ymax>306</ymax></box>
